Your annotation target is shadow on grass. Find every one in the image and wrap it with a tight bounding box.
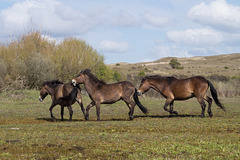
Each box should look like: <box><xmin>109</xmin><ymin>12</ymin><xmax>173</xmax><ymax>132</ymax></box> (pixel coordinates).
<box><xmin>134</xmin><ymin>114</ymin><xmax>201</xmax><ymax>118</ymax></box>
<box><xmin>36</xmin><ymin>117</ymin><xmax>84</xmax><ymax>122</ymax></box>
<box><xmin>36</xmin><ymin>117</ymin><xmax>129</xmax><ymax>122</ymax></box>
<box><xmin>36</xmin><ymin>114</ymin><xmax>201</xmax><ymax>122</ymax></box>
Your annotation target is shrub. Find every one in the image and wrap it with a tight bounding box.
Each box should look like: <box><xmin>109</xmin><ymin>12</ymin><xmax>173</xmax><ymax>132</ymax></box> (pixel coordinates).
<box><xmin>0</xmin><ymin>31</ymin><xmax>109</xmax><ymax>90</ymax></box>
<box><xmin>169</xmin><ymin>59</ymin><xmax>183</xmax><ymax>69</ymax></box>
<box><xmin>53</xmin><ymin>38</ymin><xmax>109</xmax><ymax>82</ymax></box>
<box><xmin>24</xmin><ymin>52</ymin><xmax>56</xmax><ymax>88</ymax></box>
<box><xmin>112</xmin><ymin>71</ymin><xmax>122</xmax><ymax>82</ymax></box>
<box><xmin>138</xmin><ymin>71</ymin><xmax>146</xmax><ymax>77</ymax></box>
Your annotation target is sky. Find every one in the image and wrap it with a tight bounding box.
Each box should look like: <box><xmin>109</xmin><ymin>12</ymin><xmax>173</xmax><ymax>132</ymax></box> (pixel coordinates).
<box><xmin>0</xmin><ymin>0</ymin><xmax>240</xmax><ymax>64</ymax></box>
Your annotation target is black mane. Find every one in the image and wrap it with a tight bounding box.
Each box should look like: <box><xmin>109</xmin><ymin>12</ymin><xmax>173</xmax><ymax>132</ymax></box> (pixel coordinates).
<box><xmin>41</xmin><ymin>80</ymin><xmax>63</xmax><ymax>88</ymax></box>
<box><xmin>142</xmin><ymin>75</ymin><xmax>176</xmax><ymax>83</ymax></box>
<box><xmin>81</xmin><ymin>69</ymin><xmax>106</xmax><ymax>85</ymax></box>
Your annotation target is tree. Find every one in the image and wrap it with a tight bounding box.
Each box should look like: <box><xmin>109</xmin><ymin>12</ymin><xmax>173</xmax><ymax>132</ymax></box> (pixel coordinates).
<box><xmin>53</xmin><ymin>37</ymin><xmax>110</xmax><ymax>82</ymax></box>
<box><xmin>169</xmin><ymin>59</ymin><xmax>183</xmax><ymax>69</ymax></box>
<box><xmin>112</xmin><ymin>71</ymin><xmax>122</xmax><ymax>82</ymax></box>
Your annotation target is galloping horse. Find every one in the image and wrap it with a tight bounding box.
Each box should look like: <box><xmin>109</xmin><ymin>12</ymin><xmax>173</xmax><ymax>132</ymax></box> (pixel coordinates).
<box><xmin>137</xmin><ymin>75</ymin><xmax>225</xmax><ymax>117</ymax></box>
<box><xmin>39</xmin><ymin>80</ymin><xmax>86</xmax><ymax>121</ymax></box>
<box><xmin>72</xmin><ymin>69</ymin><xmax>148</xmax><ymax>121</ymax></box>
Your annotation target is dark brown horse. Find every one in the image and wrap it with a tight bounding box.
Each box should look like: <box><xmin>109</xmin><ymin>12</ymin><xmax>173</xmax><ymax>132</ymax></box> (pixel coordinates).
<box><xmin>72</xmin><ymin>69</ymin><xmax>148</xmax><ymax>121</ymax></box>
<box><xmin>39</xmin><ymin>80</ymin><xmax>86</xmax><ymax>121</ymax></box>
<box><xmin>137</xmin><ymin>75</ymin><xmax>225</xmax><ymax>117</ymax></box>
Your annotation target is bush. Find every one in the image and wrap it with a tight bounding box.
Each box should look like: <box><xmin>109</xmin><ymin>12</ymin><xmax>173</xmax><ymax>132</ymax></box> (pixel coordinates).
<box><xmin>112</xmin><ymin>71</ymin><xmax>122</xmax><ymax>82</ymax></box>
<box><xmin>24</xmin><ymin>52</ymin><xmax>56</xmax><ymax>88</ymax></box>
<box><xmin>138</xmin><ymin>71</ymin><xmax>146</xmax><ymax>77</ymax></box>
<box><xmin>0</xmin><ymin>59</ymin><xmax>7</xmax><ymax>90</ymax></box>
<box><xmin>169</xmin><ymin>59</ymin><xmax>183</xmax><ymax>69</ymax></box>
<box><xmin>0</xmin><ymin>31</ymin><xmax>109</xmax><ymax>90</ymax></box>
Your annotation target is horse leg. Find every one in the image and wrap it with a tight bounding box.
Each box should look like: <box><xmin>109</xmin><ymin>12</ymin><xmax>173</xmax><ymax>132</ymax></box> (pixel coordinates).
<box><xmin>67</xmin><ymin>105</ymin><xmax>73</xmax><ymax>121</ymax></box>
<box><xmin>169</xmin><ymin>101</ymin><xmax>178</xmax><ymax>115</ymax></box>
<box><xmin>196</xmin><ymin>97</ymin><xmax>206</xmax><ymax>118</ymax></box>
<box><xmin>204</xmin><ymin>95</ymin><xmax>213</xmax><ymax>117</ymax></box>
<box><xmin>95</xmin><ymin>102</ymin><xmax>101</xmax><ymax>121</ymax></box>
<box><xmin>85</xmin><ymin>102</ymin><xmax>95</xmax><ymax>120</ymax></box>
<box><xmin>76</xmin><ymin>96</ymin><xmax>86</xmax><ymax>119</ymax></box>
<box><xmin>124</xmin><ymin>99</ymin><xmax>136</xmax><ymax>120</ymax></box>
<box><xmin>163</xmin><ymin>98</ymin><xmax>173</xmax><ymax>114</ymax></box>
<box><xmin>61</xmin><ymin>105</ymin><xmax>64</xmax><ymax>121</ymax></box>
<box><xmin>49</xmin><ymin>103</ymin><xmax>56</xmax><ymax>120</ymax></box>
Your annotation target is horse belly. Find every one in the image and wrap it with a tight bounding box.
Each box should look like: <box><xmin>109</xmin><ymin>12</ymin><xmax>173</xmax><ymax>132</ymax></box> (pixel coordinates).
<box><xmin>174</xmin><ymin>91</ymin><xmax>194</xmax><ymax>100</ymax></box>
<box><xmin>100</xmin><ymin>92</ymin><xmax>122</xmax><ymax>104</ymax></box>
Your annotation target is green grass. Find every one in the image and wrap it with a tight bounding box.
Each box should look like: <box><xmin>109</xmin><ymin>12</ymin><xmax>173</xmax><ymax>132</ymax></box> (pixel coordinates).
<box><xmin>0</xmin><ymin>90</ymin><xmax>239</xmax><ymax>159</ymax></box>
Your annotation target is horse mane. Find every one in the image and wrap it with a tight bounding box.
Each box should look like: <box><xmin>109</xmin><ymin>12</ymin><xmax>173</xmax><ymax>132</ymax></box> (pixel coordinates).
<box><xmin>41</xmin><ymin>80</ymin><xmax>63</xmax><ymax>88</ymax></box>
<box><xmin>81</xmin><ymin>69</ymin><xmax>106</xmax><ymax>85</ymax></box>
<box><xmin>142</xmin><ymin>75</ymin><xmax>177</xmax><ymax>83</ymax></box>
<box><xmin>141</xmin><ymin>75</ymin><xmax>163</xmax><ymax>82</ymax></box>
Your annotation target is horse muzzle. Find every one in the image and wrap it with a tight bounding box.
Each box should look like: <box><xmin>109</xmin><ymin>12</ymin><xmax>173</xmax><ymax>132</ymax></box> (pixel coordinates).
<box><xmin>39</xmin><ymin>96</ymin><xmax>43</xmax><ymax>102</ymax></box>
<box><xmin>137</xmin><ymin>91</ymin><xmax>143</xmax><ymax>96</ymax></box>
<box><xmin>72</xmin><ymin>79</ymin><xmax>77</xmax><ymax>86</ymax></box>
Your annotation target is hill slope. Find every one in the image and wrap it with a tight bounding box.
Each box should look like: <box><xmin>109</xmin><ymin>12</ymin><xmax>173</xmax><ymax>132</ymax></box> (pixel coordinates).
<box><xmin>109</xmin><ymin>53</ymin><xmax>240</xmax><ymax>78</ymax></box>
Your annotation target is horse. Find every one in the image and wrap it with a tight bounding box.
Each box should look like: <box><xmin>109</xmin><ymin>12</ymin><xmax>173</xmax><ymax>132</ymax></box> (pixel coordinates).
<box><xmin>39</xmin><ymin>80</ymin><xmax>86</xmax><ymax>121</ymax></box>
<box><xmin>72</xmin><ymin>69</ymin><xmax>148</xmax><ymax>121</ymax></box>
<box><xmin>137</xmin><ymin>75</ymin><xmax>225</xmax><ymax>118</ymax></box>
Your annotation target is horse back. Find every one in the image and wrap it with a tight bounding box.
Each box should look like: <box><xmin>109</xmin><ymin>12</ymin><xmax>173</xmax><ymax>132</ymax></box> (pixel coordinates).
<box><xmin>190</xmin><ymin>76</ymin><xmax>209</xmax><ymax>92</ymax></box>
<box><xmin>53</xmin><ymin>83</ymin><xmax>80</xmax><ymax>105</ymax></box>
<box><xmin>95</xmin><ymin>81</ymin><xmax>135</xmax><ymax>104</ymax></box>
<box><xmin>167</xmin><ymin>76</ymin><xmax>208</xmax><ymax>100</ymax></box>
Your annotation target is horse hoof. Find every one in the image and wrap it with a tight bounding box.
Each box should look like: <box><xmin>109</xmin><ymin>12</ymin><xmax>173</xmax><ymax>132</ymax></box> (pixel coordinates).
<box><xmin>173</xmin><ymin>111</ymin><xmax>178</xmax><ymax>115</ymax></box>
<box><xmin>51</xmin><ymin>117</ymin><xmax>57</xmax><ymax>122</ymax></box>
<box><xmin>208</xmin><ymin>112</ymin><xmax>213</xmax><ymax>117</ymax></box>
<box><xmin>129</xmin><ymin>116</ymin><xmax>134</xmax><ymax>120</ymax></box>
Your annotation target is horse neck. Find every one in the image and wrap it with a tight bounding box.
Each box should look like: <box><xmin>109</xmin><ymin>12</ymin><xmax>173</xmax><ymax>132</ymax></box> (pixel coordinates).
<box><xmin>149</xmin><ymin>79</ymin><xmax>163</xmax><ymax>92</ymax></box>
<box><xmin>83</xmin><ymin>76</ymin><xmax>99</xmax><ymax>95</ymax></box>
<box><xmin>45</xmin><ymin>85</ymin><xmax>55</xmax><ymax>95</ymax></box>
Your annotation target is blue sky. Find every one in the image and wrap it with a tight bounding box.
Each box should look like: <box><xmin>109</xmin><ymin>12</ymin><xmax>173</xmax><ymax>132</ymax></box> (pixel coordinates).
<box><xmin>0</xmin><ymin>0</ymin><xmax>240</xmax><ymax>64</ymax></box>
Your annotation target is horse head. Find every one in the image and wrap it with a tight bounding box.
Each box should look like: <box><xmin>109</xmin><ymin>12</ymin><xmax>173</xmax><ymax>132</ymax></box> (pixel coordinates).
<box><xmin>39</xmin><ymin>80</ymin><xmax>62</xmax><ymax>101</ymax></box>
<box><xmin>72</xmin><ymin>70</ymin><xmax>87</xmax><ymax>86</ymax></box>
<box><xmin>137</xmin><ymin>77</ymin><xmax>151</xmax><ymax>96</ymax></box>
<box><xmin>39</xmin><ymin>85</ymin><xmax>49</xmax><ymax>102</ymax></box>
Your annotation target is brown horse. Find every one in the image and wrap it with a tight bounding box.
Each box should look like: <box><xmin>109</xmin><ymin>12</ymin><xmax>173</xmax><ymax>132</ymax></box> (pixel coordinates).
<box><xmin>39</xmin><ymin>80</ymin><xmax>86</xmax><ymax>121</ymax></box>
<box><xmin>72</xmin><ymin>69</ymin><xmax>148</xmax><ymax>121</ymax></box>
<box><xmin>137</xmin><ymin>75</ymin><xmax>225</xmax><ymax>117</ymax></box>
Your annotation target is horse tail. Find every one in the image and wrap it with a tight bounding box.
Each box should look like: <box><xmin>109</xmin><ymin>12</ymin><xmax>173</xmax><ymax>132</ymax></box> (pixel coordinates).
<box><xmin>133</xmin><ymin>88</ymin><xmax>148</xmax><ymax>114</ymax></box>
<box><xmin>207</xmin><ymin>80</ymin><xmax>226</xmax><ymax>112</ymax></box>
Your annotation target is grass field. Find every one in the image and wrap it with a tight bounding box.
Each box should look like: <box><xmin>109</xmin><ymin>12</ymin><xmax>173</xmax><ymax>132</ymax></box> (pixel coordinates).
<box><xmin>0</xmin><ymin>90</ymin><xmax>239</xmax><ymax>160</ymax></box>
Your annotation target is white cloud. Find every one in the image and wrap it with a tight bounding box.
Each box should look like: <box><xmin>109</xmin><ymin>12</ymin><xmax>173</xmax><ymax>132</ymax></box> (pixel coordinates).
<box><xmin>0</xmin><ymin>0</ymin><xmax>99</xmax><ymax>37</ymax></box>
<box><xmin>142</xmin><ymin>11</ymin><xmax>170</xmax><ymax>28</ymax></box>
<box><xmin>188</xmin><ymin>0</ymin><xmax>240</xmax><ymax>32</ymax></box>
<box><xmin>0</xmin><ymin>0</ymin><xmax>171</xmax><ymax>38</ymax></box>
<box><xmin>167</xmin><ymin>28</ymin><xmax>223</xmax><ymax>46</ymax></box>
<box><xmin>100</xmin><ymin>40</ymin><xmax>129</xmax><ymax>53</ymax></box>
<box><xmin>151</xmin><ymin>45</ymin><xmax>192</xmax><ymax>58</ymax></box>
<box><xmin>106</xmin><ymin>10</ymin><xmax>139</xmax><ymax>27</ymax></box>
